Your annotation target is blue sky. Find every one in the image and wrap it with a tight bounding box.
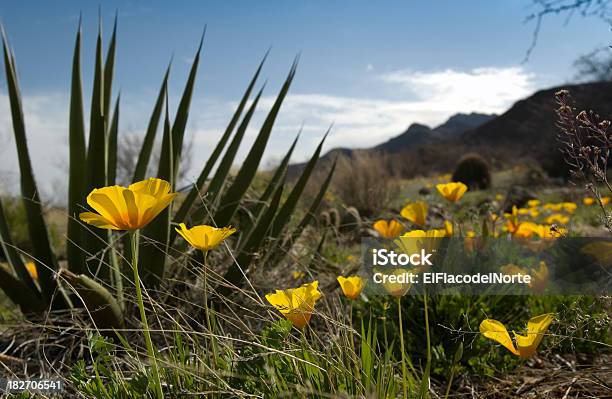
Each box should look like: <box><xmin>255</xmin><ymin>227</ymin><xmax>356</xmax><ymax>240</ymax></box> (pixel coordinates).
<box><xmin>0</xmin><ymin>1</ymin><xmax>610</xmax><ymax>195</ymax></box>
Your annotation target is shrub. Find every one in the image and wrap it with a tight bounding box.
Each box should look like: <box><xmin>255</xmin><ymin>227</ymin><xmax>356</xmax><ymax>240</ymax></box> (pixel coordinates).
<box><xmin>452</xmin><ymin>153</ymin><xmax>492</xmax><ymax>190</ymax></box>
<box><xmin>332</xmin><ymin>152</ymin><xmax>398</xmax><ymax>217</ymax></box>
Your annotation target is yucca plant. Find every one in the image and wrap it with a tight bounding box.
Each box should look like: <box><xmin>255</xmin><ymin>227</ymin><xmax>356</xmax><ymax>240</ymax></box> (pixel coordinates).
<box><xmin>0</xmin><ymin>17</ymin><xmax>334</xmax><ymax>326</ymax></box>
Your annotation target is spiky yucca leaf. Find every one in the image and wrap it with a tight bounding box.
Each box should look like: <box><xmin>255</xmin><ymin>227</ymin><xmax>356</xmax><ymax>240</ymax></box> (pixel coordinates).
<box><xmin>0</xmin><ymin>265</ymin><xmax>44</xmax><ymax>314</ymax></box>
<box><xmin>0</xmin><ymin>197</ymin><xmax>38</xmax><ymax>297</ymax></box>
<box><xmin>213</xmin><ymin>60</ymin><xmax>298</xmax><ymax>227</ymax></box>
<box><xmin>107</xmin><ymin>96</ymin><xmax>120</xmax><ymax>185</ymax></box>
<box><xmin>61</xmin><ymin>270</ymin><xmax>124</xmax><ymax>331</ymax></box>
<box><xmin>67</xmin><ymin>19</ymin><xmax>87</xmax><ymax>274</ymax></box>
<box><xmin>269</xmin><ymin>131</ymin><xmax>328</xmax><ymax>238</ymax></box>
<box><xmin>171</xmin><ymin>54</ymin><xmax>267</xmax><ymax>239</ymax></box>
<box><xmin>238</xmin><ymin>133</ymin><xmax>299</xmax><ymax>240</ymax></box>
<box><xmin>1</xmin><ymin>29</ymin><xmax>62</xmax><ymax>307</ymax></box>
<box><xmin>132</xmin><ymin>64</ymin><xmax>170</xmax><ymax>183</ymax></box>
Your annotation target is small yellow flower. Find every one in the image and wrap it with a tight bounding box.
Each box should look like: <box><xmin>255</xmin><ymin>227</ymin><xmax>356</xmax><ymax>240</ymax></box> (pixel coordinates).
<box><xmin>337</xmin><ymin>276</ymin><xmax>365</xmax><ymax>300</ymax></box>
<box><xmin>480</xmin><ymin>314</ymin><xmax>554</xmax><ymax>358</ymax></box>
<box><xmin>265</xmin><ymin>281</ymin><xmax>322</xmax><ymax>328</ymax></box>
<box><xmin>379</xmin><ymin>268</ymin><xmax>412</xmax><ymax>297</ymax></box>
<box><xmin>373</xmin><ymin>219</ymin><xmax>404</xmax><ymax>239</ymax></box>
<box><xmin>25</xmin><ymin>261</ymin><xmax>38</xmax><ymax>280</ymax></box>
<box><xmin>444</xmin><ymin>220</ymin><xmax>453</xmax><ymax>237</ymax></box>
<box><xmin>495</xmin><ymin>194</ymin><xmax>504</xmax><ymax>202</ymax></box>
<box><xmin>292</xmin><ymin>270</ymin><xmax>305</xmax><ymax>280</ymax></box>
<box><xmin>397</xmin><ymin>228</ymin><xmax>446</xmax><ymax>255</ymax></box>
<box><xmin>504</xmin><ymin>206</ymin><xmax>520</xmax><ymax>234</ymax></box>
<box><xmin>400</xmin><ymin>202</ymin><xmax>428</xmax><ymax>227</ymax></box>
<box><xmin>527</xmin><ymin>199</ymin><xmax>540</xmax><ymax>208</ymax></box>
<box><xmin>79</xmin><ymin>178</ymin><xmax>177</xmax><ymax>230</ymax></box>
<box><xmin>545</xmin><ymin>213</ymin><xmax>569</xmax><ymax>225</ymax></box>
<box><xmin>436</xmin><ymin>182</ymin><xmax>468</xmax><ymax>202</ymax></box>
<box><xmin>561</xmin><ymin>202</ymin><xmax>577</xmax><ymax>214</ymax></box>
<box><xmin>175</xmin><ymin>223</ymin><xmax>236</xmax><ymax>251</ymax></box>
<box><xmin>490</xmin><ymin>213</ymin><xmax>499</xmax><ymax>223</ymax></box>
<box><xmin>500</xmin><ymin>261</ymin><xmax>549</xmax><ymax>293</ymax></box>
<box><xmin>602</xmin><ymin>197</ymin><xmax>611</xmax><ymax>205</ymax></box>
<box><xmin>583</xmin><ymin>197</ymin><xmax>595</xmax><ymax>206</ymax></box>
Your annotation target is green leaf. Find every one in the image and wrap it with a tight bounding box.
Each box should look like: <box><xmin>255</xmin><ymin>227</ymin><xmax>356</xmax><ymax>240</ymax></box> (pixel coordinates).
<box><xmin>84</xmin><ymin>21</ymin><xmax>109</xmax><ymax>279</ymax></box>
<box><xmin>61</xmin><ymin>270</ymin><xmax>125</xmax><ymax>331</ymax></box>
<box><xmin>103</xmin><ymin>14</ymin><xmax>117</xmax><ymax>123</ymax></box>
<box><xmin>106</xmin><ymin>95</ymin><xmax>119</xmax><ymax>185</ymax></box>
<box><xmin>67</xmin><ymin>19</ymin><xmax>88</xmax><ymax>274</ymax></box>
<box><xmin>218</xmin><ymin>179</ymin><xmax>285</xmax><ymax>294</ymax></box>
<box><xmin>269</xmin><ymin>130</ymin><xmax>328</xmax><ymax>238</ymax></box>
<box><xmin>170</xmin><ymin>53</ymin><xmax>267</xmax><ymax>238</ymax></box>
<box><xmin>213</xmin><ymin>59</ymin><xmax>298</xmax><ymax>227</ymax></box>
<box><xmin>198</xmin><ymin>85</ymin><xmax>264</xmax><ymax>216</ymax></box>
<box><xmin>132</xmin><ymin>63</ymin><xmax>170</xmax><ymax>183</ymax></box>
<box><xmin>239</xmin><ymin>133</ymin><xmax>299</xmax><ymax>239</ymax></box>
<box><xmin>1</xmin><ymin>28</ymin><xmax>61</xmax><ymax>306</ymax></box>
<box><xmin>0</xmin><ymin>265</ymin><xmax>45</xmax><ymax>314</ymax></box>
<box><xmin>170</xmin><ymin>32</ymin><xmax>204</xmax><ymax>180</ymax></box>
<box><xmin>0</xmin><ymin>196</ymin><xmax>38</xmax><ymax>296</ymax></box>
<box><xmin>139</xmin><ymin>92</ymin><xmax>173</xmax><ymax>284</ymax></box>
<box><xmin>270</xmin><ymin>158</ymin><xmax>337</xmax><ymax>266</ymax></box>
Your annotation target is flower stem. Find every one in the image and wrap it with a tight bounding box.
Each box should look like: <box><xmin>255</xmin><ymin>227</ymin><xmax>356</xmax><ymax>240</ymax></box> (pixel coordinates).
<box><xmin>397</xmin><ymin>296</ymin><xmax>408</xmax><ymax>399</ymax></box>
<box><xmin>130</xmin><ymin>231</ymin><xmax>163</xmax><ymax>399</ymax></box>
<box><xmin>423</xmin><ymin>292</ymin><xmax>432</xmax><ymax>389</ymax></box>
<box><xmin>202</xmin><ymin>250</ymin><xmax>218</xmax><ymax>367</ymax></box>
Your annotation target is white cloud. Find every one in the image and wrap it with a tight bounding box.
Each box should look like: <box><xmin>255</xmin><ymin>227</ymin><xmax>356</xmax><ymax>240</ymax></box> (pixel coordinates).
<box><xmin>0</xmin><ymin>66</ymin><xmax>537</xmax><ymax>197</ymax></box>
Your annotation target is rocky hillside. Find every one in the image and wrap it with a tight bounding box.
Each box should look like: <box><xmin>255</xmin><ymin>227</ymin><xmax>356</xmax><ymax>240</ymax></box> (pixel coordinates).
<box><xmin>288</xmin><ymin>81</ymin><xmax>612</xmax><ymax>179</ymax></box>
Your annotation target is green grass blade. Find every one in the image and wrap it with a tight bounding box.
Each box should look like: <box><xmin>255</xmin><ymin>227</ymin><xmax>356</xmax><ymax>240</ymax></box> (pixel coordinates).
<box><xmin>170</xmin><ymin>53</ymin><xmax>267</xmax><ymax>236</ymax></box>
<box><xmin>213</xmin><ymin>59</ymin><xmax>298</xmax><ymax>227</ymax></box>
<box><xmin>0</xmin><ymin>265</ymin><xmax>45</xmax><ymax>314</ymax></box>
<box><xmin>132</xmin><ymin>63</ymin><xmax>170</xmax><ymax>183</ymax></box>
<box><xmin>67</xmin><ymin>19</ymin><xmax>88</xmax><ymax>274</ymax></box>
<box><xmin>0</xmin><ymin>196</ymin><xmax>38</xmax><ymax>296</ymax></box>
<box><xmin>1</xmin><ymin>29</ymin><xmax>61</xmax><ymax>306</ymax></box>
<box><xmin>107</xmin><ymin>95</ymin><xmax>119</xmax><ymax>185</ymax></box>
<box><xmin>269</xmin><ymin>130</ymin><xmax>328</xmax><ymax>238</ymax></box>
<box><xmin>170</xmin><ymin>32</ymin><xmax>204</xmax><ymax>180</ymax></box>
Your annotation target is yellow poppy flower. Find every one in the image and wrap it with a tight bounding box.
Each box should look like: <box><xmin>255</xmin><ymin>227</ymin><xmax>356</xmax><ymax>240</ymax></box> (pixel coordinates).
<box><xmin>545</xmin><ymin>213</ymin><xmax>569</xmax><ymax>225</ymax></box>
<box><xmin>379</xmin><ymin>268</ymin><xmax>413</xmax><ymax>297</ymax></box>
<box><xmin>583</xmin><ymin>197</ymin><xmax>595</xmax><ymax>206</ymax></box>
<box><xmin>79</xmin><ymin>178</ymin><xmax>177</xmax><ymax>231</ymax></box>
<box><xmin>444</xmin><ymin>220</ymin><xmax>453</xmax><ymax>237</ymax></box>
<box><xmin>602</xmin><ymin>197</ymin><xmax>611</xmax><ymax>205</ymax></box>
<box><xmin>480</xmin><ymin>313</ymin><xmax>554</xmax><ymax>358</ymax></box>
<box><xmin>504</xmin><ymin>206</ymin><xmax>520</xmax><ymax>234</ymax></box>
<box><xmin>495</xmin><ymin>194</ymin><xmax>504</xmax><ymax>201</ymax></box>
<box><xmin>527</xmin><ymin>199</ymin><xmax>540</xmax><ymax>208</ymax></box>
<box><xmin>373</xmin><ymin>219</ymin><xmax>404</xmax><ymax>239</ymax></box>
<box><xmin>500</xmin><ymin>261</ymin><xmax>549</xmax><ymax>293</ymax></box>
<box><xmin>490</xmin><ymin>213</ymin><xmax>499</xmax><ymax>223</ymax></box>
<box><xmin>400</xmin><ymin>202</ymin><xmax>428</xmax><ymax>227</ymax></box>
<box><xmin>265</xmin><ymin>281</ymin><xmax>322</xmax><ymax>328</ymax></box>
<box><xmin>337</xmin><ymin>276</ymin><xmax>365</xmax><ymax>300</ymax></box>
<box><xmin>561</xmin><ymin>202</ymin><xmax>577</xmax><ymax>214</ymax></box>
<box><xmin>396</xmin><ymin>229</ymin><xmax>446</xmax><ymax>256</ymax></box>
<box><xmin>436</xmin><ymin>182</ymin><xmax>468</xmax><ymax>202</ymax></box>
<box><xmin>175</xmin><ymin>223</ymin><xmax>236</xmax><ymax>251</ymax></box>
<box><xmin>543</xmin><ymin>203</ymin><xmax>563</xmax><ymax>212</ymax></box>
<box><xmin>292</xmin><ymin>270</ymin><xmax>305</xmax><ymax>280</ymax></box>
<box><xmin>25</xmin><ymin>261</ymin><xmax>38</xmax><ymax>280</ymax></box>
